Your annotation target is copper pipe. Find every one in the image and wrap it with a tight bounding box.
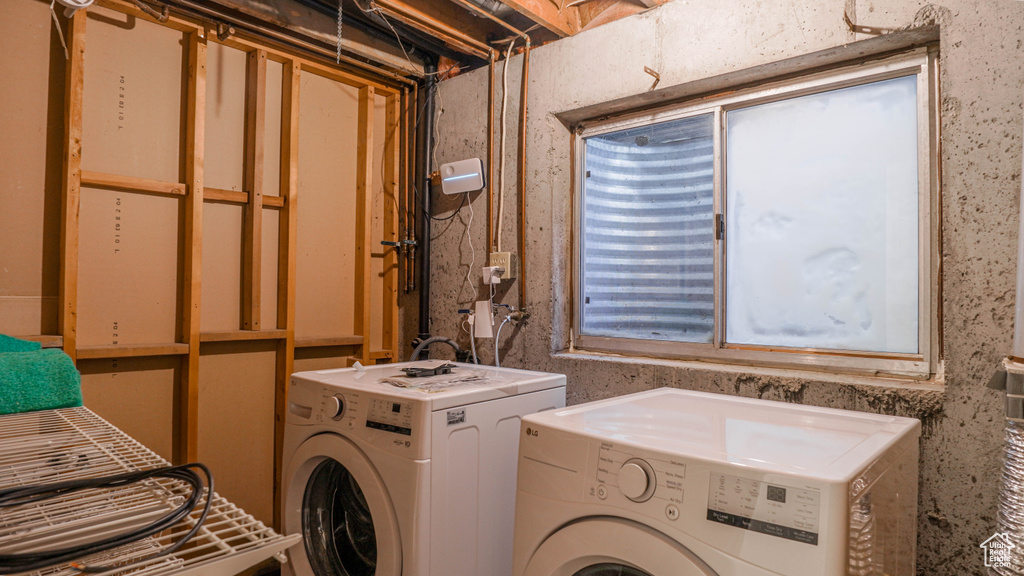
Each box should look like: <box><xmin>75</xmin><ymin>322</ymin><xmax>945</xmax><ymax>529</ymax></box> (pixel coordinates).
<box><xmin>517</xmin><ymin>38</ymin><xmax>530</xmax><ymax>313</ymax></box>
<box><xmin>371</xmin><ymin>0</ymin><xmax>493</xmax><ymax>60</ymax></box>
<box><xmin>487</xmin><ymin>52</ymin><xmax>496</xmax><ymax>255</ymax></box>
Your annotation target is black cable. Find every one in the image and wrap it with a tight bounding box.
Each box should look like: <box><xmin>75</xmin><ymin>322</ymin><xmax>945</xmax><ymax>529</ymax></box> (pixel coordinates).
<box><xmin>0</xmin><ymin>463</ymin><xmax>214</xmax><ymax>574</ymax></box>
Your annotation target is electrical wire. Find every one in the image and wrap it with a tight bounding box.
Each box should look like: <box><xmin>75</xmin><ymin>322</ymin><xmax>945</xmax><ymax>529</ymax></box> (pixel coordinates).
<box><xmin>0</xmin><ymin>463</ymin><xmax>214</xmax><ymax>574</ymax></box>
<box><xmin>494</xmin><ymin>38</ymin><xmax>516</xmax><ymax>253</ymax></box>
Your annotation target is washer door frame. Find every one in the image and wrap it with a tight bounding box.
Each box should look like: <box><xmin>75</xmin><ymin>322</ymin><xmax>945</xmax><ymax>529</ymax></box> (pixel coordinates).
<box><xmin>283</xmin><ymin>433</ymin><xmax>402</xmax><ymax>576</ymax></box>
<box><xmin>522</xmin><ymin>517</ymin><xmax>718</xmax><ymax>576</ymax></box>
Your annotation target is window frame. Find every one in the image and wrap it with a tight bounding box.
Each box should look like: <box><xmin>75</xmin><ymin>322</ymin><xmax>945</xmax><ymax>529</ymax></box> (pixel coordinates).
<box><xmin>571</xmin><ymin>48</ymin><xmax>940</xmax><ymax>378</ymax></box>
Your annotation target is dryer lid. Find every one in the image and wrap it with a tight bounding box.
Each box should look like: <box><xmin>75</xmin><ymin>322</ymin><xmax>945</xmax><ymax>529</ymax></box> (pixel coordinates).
<box><xmin>525</xmin><ymin>388</ymin><xmax>920</xmax><ymax>480</ymax></box>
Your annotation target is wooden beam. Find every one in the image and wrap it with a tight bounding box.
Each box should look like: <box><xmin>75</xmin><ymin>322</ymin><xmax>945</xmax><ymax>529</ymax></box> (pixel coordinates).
<box><xmin>263</xmin><ymin>195</ymin><xmax>286</xmax><ymax>208</ymax></box>
<box><xmin>274</xmin><ymin>60</ymin><xmax>301</xmax><ymax>531</ymax></box>
<box><xmin>294</xmin><ymin>335</ymin><xmax>364</xmax><ymax>348</ymax></box>
<box><xmin>243</xmin><ymin>50</ymin><xmax>268</xmax><ymax>331</ymax></box>
<box><xmin>59</xmin><ymin>11</ymin><xmax>86</xmax><ymax>364</ymax></box>
<box><xmin>354</xmin><ymin>87</ymin><xmax>375</xmax><ymax>364</ymax></box>
<box><xmin>200</xmin><ymin>330</ymin><xmax>287</xmax><ymax>342</ymax></box>
<box><xmin>17</xmin><ymin>335</ymin><xmax>64</xmax><ymax>349</ymax></box>
<box><xmin>383</xmin><ymin>94</ymin><xmax>401</xmax><ymax>361</ymax></box>
<box><xmin>79</xmin><ymin>343</ymin><xmax>190</xmax><ymax>360</ymax></box>
<box><xmin>204</xmin><ymin>187</ymin><xmax>249</xmax><ymax>204</ymax></box>
<box><xmin>497</xmin><ymin>0</ymin><xmax>580</xmax><ymax>37</ymax></box>
<box><xmin>178</xmin><ymin>31</ymin><xmax>207</xmax><ymax>465</ymax></box>
<box><xmin>81</xmin><ymin>171</ymin><xmax>187</xmax><ymax>196</ymax></box>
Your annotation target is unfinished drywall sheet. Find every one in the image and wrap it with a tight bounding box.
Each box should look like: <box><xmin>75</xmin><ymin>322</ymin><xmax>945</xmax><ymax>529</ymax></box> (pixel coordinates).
<box><xmin>198</xmin><ymin>342</ymin><xmax>277</xmax><ymax>525</ymax></box>
<box><xmin>370</xmin><ymin>95</ymin><xmax>387</xmax><ymax>353</ymax></box>
<box><xmin>295</xmin><ymin>72</ymin><xmax>359</xmax><ymax>339</ymax></box>
<box><xmin>0</xmin><ymin>0</ymin><xmax>64</xmax><ymax>336</ymax></box>
<box><xmin>79</xmin><ymin>357</ymin><xmax>178</xmax><ymax>461</ymax></box>
<box><xmin>294</xmin><ymin>346</ymin><xmax>359</xmax><ymax>372</ymax></box>
<box><xmin>201</xmin><ymin>202</ymin><xmax>243</xmax><ymax>332</ymax></box>
<box><xmin>81</xmin><ymin>6</ymin><xmax>183</xmax><ymax>184</ymax></box>
<box><xmin>264</xmin><ymin>59</ymin><xmax>284</xmax><ymax>198</ymax></box>
<box><xmin>78</xmin><ymin>188</ymin><xmax>181</xmax><ymax>346</ymax></box>
<box><xmin>205</xmin><ymin>41</ymin><xmax>246</xmax><ymax>193</ymax></box>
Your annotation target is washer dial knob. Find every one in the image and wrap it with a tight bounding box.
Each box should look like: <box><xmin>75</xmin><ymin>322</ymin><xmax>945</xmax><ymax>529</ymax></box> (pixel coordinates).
<box><xmin>328</xmin><ymin>394</ymin><xmax>346</xmax><ymax>421</ymax></box>
<box><xmin>619</xmin><ymin>458</ymin><xmax>656</xmax><ymax>502</ymax></box>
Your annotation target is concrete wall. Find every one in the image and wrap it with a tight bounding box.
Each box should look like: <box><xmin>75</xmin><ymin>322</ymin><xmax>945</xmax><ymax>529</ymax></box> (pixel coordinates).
<box><xmin>415</xmin><ymin>1</ymin><xmax>1024</xmax><ymax>573</ymax></box>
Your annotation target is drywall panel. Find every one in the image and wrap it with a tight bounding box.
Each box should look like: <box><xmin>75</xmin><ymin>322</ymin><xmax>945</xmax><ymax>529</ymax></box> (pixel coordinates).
<box><xmin>295</xmin><ymin>73</ymin><xmax>358</xmax><ymax>338</ymax></box>
<box><xmin>81</xmin><ymin>6</ymin><xmax>184</xmax><ymax>184</ymax></box>
<box><xmin>205</xmin><ymin>41</ymin><xmax>247</xmax><ymax>192</ymax></box>
<box><xmin>198</xmin><ymin>342</ymin><xmax>277</xmax><ymax>525</ymax></box>
<box><xmin>294</xmin><ymin>346</ymin><xmax>359</xmax><ymax>373</ymax></box>
<box><xmin>264</xmin><ymin>59</ymin><xmax>283</xmax><ymax>197</ymax></box>
<box><xmin>80</xmin><ymin>357</ymin><xmax>178</xmax><ymax>461</ymax></box>
<box><xmin>78</xmin><ymin>187</ymin><xmax>181</xmax><ymax>346</ymax></box>
<box><xmin>261</xmin><ymin>208</ymin><xmax>280</xmax><ymax>329</ymax></box>
<box><xmin>201</xmin><ymin>202</ymin><xmax>243</xmax><ymax>332</ymax></box>
<box><xmin>370</xmin><ymin>94</ymin><xmax>387</xmax><ymax>351</ymax></box>
<box><xmin>0</xmin><ymin>0</ymin><xmax>64</xmax><ymax>336</ymax></box>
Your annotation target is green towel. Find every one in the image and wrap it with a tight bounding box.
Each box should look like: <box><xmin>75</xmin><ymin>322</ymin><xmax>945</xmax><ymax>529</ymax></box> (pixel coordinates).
<box><xmin>0</xmin><ymin>334</ymin><xmax>42</xmax><ymax>353</ymax></box>
<box><xmin>0</xmin><ymin>349</ymin><xmax>83</xmax><ymax>415</ymax></box>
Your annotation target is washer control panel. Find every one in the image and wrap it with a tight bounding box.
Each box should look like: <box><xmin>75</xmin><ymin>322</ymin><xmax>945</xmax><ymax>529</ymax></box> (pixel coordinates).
<box><xmin>365</xmin><ymin>397</ymin><xmax>414</xmax><ymax>436</ymax></box>
<box><xmin>707</xmin><ymin>473</ymin><xmax>820</xmax><ymax>545</ymax></box>
<box><xmin>593</xmin><ymin>442</ymin><xmax>686</xmax><ymax>507</ymax></box>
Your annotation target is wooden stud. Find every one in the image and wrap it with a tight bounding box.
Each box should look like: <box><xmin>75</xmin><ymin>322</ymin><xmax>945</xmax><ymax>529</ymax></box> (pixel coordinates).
<box><xmin>201</xmin><ymin>329</ymin><xmax>287</xmax><ymax>342</ymax></box>
<box><xmin>17</xmin><ymin>335</ymin><xmax>65</xmax><ymax>349</ymax></box>
<box><xmin>59</xmin><ymin>10</ymin><xmax>86</xmax><ymax>363</ymax></box>
<box><xmin>383</xmin><ymin>94</ymin><xmax>401</xmax><ymax>360</ymax></box>
<box><xmin>78</xmin><ymin>343</ymin><xmax>190</xmax><ymax>359</ymax></box>
<box><xmin>204</xmin><ymin>187</ymin><xmax>249</xmax><ymax>204</ymax></box>
<box><xmin>295</xmin><ymin>335</ymin><xmax>365</xmax><ymax>348</ymax></box>
<box><xmin>273</xmin><ymin>60</ymin><xmax>301</xmax><ymax>530</ymax></box>
<box><xmin>243</xmin><ymin>50</ymin><xmax>267</xmax><ymax>331</ymax></box>
<box><xmin>263</xmin><ymin>196</ymin><xmax>286</xmax><ymax>208</ymax></box>
<box><xmin>81</xmin><ymin>171</ymin><xmax>187</xmax><ymax>196</ymax></box>
<box><xmin>178</xmin><ymin>31</ymin><xmax>207</xmax><ymax>465</ymax></box>
<box><xmin>354</xmin><ymin>87</ymin><xmax>375</xmax><ymax>364</ymax></box>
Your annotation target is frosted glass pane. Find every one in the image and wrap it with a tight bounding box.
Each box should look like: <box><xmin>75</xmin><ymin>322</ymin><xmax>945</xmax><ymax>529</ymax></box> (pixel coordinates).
<box><xmin>581</xmin><ymin>114</ymin><xmax>714</xmax><ymax>343</ymax></box>
<box><xmin>725</xmin><ymin>76</ymin><xmax>919</xmax><ymax>353</ymax></box>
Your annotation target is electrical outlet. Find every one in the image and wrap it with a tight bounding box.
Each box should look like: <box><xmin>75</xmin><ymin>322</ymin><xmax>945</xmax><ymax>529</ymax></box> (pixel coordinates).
<box><xmin>489</xmin><ymin>252</ymin><xmax>517</xmax><ymax>280</ymax></box>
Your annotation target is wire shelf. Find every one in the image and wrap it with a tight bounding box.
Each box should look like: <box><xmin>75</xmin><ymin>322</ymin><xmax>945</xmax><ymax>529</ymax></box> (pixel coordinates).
<box><xmin>0</xmin><ymin>407</ymin><xmax>301</xmax><ymax>576</ymax></box>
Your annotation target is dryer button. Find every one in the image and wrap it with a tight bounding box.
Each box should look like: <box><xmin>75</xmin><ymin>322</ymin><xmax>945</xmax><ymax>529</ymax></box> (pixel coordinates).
<box><xmin>597</xmin><ymin>485</ymin><xmax>608</xmax><ymax>500</ymax></box>
<box><xmin>666</xmin><ymin>504</ymin><xmax>680</xmax><ymax>521</ymax></box>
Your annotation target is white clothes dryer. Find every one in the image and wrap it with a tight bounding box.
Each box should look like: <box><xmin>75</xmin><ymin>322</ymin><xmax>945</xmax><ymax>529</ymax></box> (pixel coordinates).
<box><xmin>282</xmin><ymin>361</ymin><xmax>565</xmax><ymax>576</ymax></box>
<box><xmin>513</xmin><ymin>388</ymin><xmax>920</xmax><ymax>576</ymax></box>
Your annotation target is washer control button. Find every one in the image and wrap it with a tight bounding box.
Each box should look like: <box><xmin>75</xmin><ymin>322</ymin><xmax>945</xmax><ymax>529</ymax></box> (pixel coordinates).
<box><xmin>666</xmin><ymin>504</ymin><xmax>680</xmax><ymax>521</ymax></box>
<box><xmin>618</xmin><ymin>458</ymin><xmax>656</xmax><ymax>502</ymax></box>
<box><xmin>597</xmin><ymin>485</ymin><xmax>608</xmax><ymax>500</ymax></box>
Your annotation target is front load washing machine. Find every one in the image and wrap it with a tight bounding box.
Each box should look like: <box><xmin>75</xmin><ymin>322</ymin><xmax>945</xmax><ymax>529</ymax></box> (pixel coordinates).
<box><xmin>282</xmin><ymin>360</ymin><xmax>565</xmax><ymax>576</ymax></box>
<box><xmin>513</xmin><ymin>388</ymin><xmax>920</xmax><ymax>576</ymax></box>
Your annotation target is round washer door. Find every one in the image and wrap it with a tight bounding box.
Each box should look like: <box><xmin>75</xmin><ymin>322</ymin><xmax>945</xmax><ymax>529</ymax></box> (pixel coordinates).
<box><xmin>522</xmin><ymin>518</ymin><xmax>718</xmax><ymax>576</ymax></box>
<box><xmin>283</xmin><ymin>433</ymin><xmax>402</xmax><ymax>576</ymax></box>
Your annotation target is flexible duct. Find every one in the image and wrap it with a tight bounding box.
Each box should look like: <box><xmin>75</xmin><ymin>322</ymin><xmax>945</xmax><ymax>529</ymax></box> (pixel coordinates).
<box><xmin>408</xmin><ymin>336</ymin><xmax>464</xmax><ymax>361</ymax></box>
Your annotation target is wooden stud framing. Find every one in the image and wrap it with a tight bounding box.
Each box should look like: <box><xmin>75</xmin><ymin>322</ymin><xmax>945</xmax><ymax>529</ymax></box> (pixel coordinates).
<box><xmin>204</xmin><ymin>187</ymin><xmax>250</xmax><ymax>204</ymax></box>
<box><xmin>202</xmin><ymin>330</ymin><xmax>287</xmax><ymax>342</ymax></box>
<box><xmin>81</xmin><ymin>171</ymin><xmax>187</xmax><ymax>196</ymax></box>
<box><xmin>354</xmin><ymin>87</ymin><xmax>375</xmax><ymax>364</ymax></box>
<box><xmin>295</xmin><ymin>335</ymin><xmax>364</xmax><ymax>348</ymax></box>
<box><xmin>383</xmin><ymin>94</ymin><xmax>401</xmax><ymax>357</ymax></box>
<box><xmin>59</xmin><ymin>10</ymin><xmax>86</xmax><ymax>362</ymax></box>
<box><xmin>273</xmin><ymin>60</ymin><xmax>300</xmax><ymax>529</ymax></box>
<box><xmin>178</xmin><ymin>31</ymin><xmax>207</xmax><ymax>465</ymax></box>
<box><xmin>79</xmin><ymin>343</ymin><xmax>190</xmax><ymax>359</ymax></box>
<box><xmin>243</xmin><ymin>50</ymin><xmax>268</xmax><ymax>331</ymax></box>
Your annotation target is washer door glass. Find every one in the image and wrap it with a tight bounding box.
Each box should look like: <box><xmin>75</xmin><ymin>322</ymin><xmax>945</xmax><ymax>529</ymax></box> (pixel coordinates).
<box><xmin>303</xmin><ymin>458</ymin><xmax>377</xmax><ymax>576</ymax></box>
<box><xmin>574</xmin><ymin>564</ymin><xmax>652</xmax><ymax>576</ymax></box>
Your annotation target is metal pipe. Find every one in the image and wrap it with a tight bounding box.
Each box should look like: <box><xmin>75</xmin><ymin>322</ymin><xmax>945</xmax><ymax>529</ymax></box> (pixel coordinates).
<box><xmin>517</xmin><ymin>38</ymin><xmax>530</xmax><ymax>314</ymax></box>
<box><xmin>447</xmin><ymin>0</ymin><xmax>529</xmax><ymax>38</ymax></box>
<box><xmin>371</xmin><ymin>0</ymin><xmax>493</xmax><ymax>60</ymax></box>
<box><xmin>416</xmin><ymin>64</ymin><xmax>438</xmax><ymax>340</ymax></box>
<box><xmin>164</xmin><ymin>0</ymin><xmax>416</xmax><ymax>86</ymax></box>
<box><xmin>408</xmin><ymin>81</ymin><xmax>419</xmax><ymax>292</ymax></box>
<box><xmin>487</xmin><ymin>52</ymin><xmax>496</xmax><ymax>254</ymax></box>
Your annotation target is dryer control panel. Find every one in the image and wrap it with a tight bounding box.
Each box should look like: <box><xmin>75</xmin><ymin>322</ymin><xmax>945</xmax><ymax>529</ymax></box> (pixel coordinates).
<box><xmin>366</xmin><ymin>398</ymin><xmax>414</xmax><ymax>436</ymax></box>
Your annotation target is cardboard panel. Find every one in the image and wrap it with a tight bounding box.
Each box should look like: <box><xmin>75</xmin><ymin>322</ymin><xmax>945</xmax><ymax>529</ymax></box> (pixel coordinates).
<box><xmin>198</xmin><ymin>342</ymin><xmax>277</xmax><ymax>525</ymax></box>
<box><xmin>78</xmin><ymin>187</ymin><xmax>181</xmax><ymax>346</ymax></box>
<box><xmin>81</xmin><ymin>6</ymin><xmax>184</xmax><ymax>184</ymax></box>
<box><xmin>263</xmin><ymin>59</ymin><xmax>283</xmax><ymax>197</ymax></box>
<box><xmin>201</xmin><ymin>202</ymin><xmax>243</xmax><ymax>332</ymax></box>
<box><xmin>370</xmin><ymin>95</ymin><xmax>387</xmax><ymax>351</ymax></box>
<box><xmin>294</xmin><ymin>346</ymin><xmax>360</xmax><ymax>372</ymax></box>
<box><xmin>205</xmin><ymin>41</ymin><xmax>247</xmax><ymax>192</ymax></box>
<box><xmin>295</xmin><ymin>73</ymin><xmax>358</xmax><ymax>338</ymax></box>
<box><xmin>261</xmin><ymin>208</ymin><xmax>280</xmax><ymax>329</ymax></box>
<box><xmin>0</xmin><ymin>0</ymin><xmax>64</xmax><ymax>335</ymax></box>
<box><xmin>80</xmin><ymin>356</ymin><xmax>178</xmax><ymax>461</ymax></box>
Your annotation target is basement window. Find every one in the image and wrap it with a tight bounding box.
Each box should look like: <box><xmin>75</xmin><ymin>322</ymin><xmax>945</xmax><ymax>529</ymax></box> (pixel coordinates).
<box><xmin>573</xmin><ymin>49</ymin><xmax>939</xmax><ymax>378</ymax></box>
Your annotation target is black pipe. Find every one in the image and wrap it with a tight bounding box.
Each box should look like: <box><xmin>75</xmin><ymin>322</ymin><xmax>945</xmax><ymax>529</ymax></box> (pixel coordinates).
<box><xmin>416</xmin><ymin>63</ymin><xmax>438</xmax><ymax>341</ymax></box>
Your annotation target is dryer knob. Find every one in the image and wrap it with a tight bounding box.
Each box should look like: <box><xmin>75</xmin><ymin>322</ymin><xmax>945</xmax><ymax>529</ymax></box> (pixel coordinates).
<box><xmin>329</xmin><ymin>395</ymin><xmax>346</xmax><ymax>421</ymax></box>
<box><xmin>619</xmin><ymin>459</ymin><xmax>655</xmax><ymax>502</ymax></box>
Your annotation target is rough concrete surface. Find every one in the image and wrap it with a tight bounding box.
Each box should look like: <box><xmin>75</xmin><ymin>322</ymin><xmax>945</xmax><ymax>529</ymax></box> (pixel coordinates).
<box><xmin>406</xmin><ymin>1</ymin><xmax>1024</xmax><ymax>573</ymax></box>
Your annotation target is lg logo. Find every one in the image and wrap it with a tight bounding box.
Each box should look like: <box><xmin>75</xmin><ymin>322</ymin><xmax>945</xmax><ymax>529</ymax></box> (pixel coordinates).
<box><xmin>525</xmin><ymin>427</ymin><xmax>538</xmax><ymax>437</ymax></box>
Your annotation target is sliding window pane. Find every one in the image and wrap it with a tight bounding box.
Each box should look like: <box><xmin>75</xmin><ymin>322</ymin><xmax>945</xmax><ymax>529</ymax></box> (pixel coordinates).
<box><xmin>581</xmin><ymin>113</ymin><xmax>715</xmax><ymax>343</ymax></box>
<box><xmin>725</xmin><ymin>75</ymin><xmax>919</xmax><ymax>353</ymax></box>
